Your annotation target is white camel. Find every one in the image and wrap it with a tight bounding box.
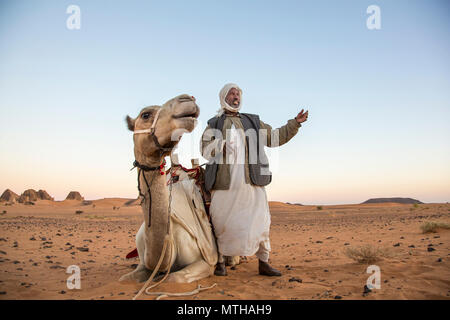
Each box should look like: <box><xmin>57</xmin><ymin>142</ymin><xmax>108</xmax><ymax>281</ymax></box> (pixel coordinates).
<box><xmin>119</xmin><ymin>94</ymin><xmax>217</xmax><ymax>290</ymax></box>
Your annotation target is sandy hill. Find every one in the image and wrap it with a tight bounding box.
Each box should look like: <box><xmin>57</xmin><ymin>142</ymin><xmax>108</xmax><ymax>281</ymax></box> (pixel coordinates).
<box><xmin>362</xmin><ymin>197</ymin><xmax>423</xmax><ymax>205</ymax></box>
<box><xmin>0</xmin><ymin>189</ymin><xmax>19</xmax><ymax>203</ymax></box>
<box><xmin>269</xmin><ymin>201</ymin><xmax>295</xmax><ymax>209</ymax></box>
<box><xmin>124</xmin><ymin>198</ymin><xmax>140</xmax><ymax>206</ymax></box>
<box><xmin>268</xmin><ymin>201</ymin><xmax>312</xmax><ymax>213</ymax></box>
<box><xmin>285</xmin><ymin>202</ymin><xmax>303</xmax><ymax>206</ymax></box>
<box><xmin>51</xmin><ymin>197</ymin><xmax>139</xmax><ymax>208</ymax></box>
<box><xmin>90</xmin><ymin>198</ymin><xmax>136</xmax><ymax>207</ymax></box>
<box><xmin>65</xmin><ymin>191</ymin><xmax>84</xmax><ymax>201</ymax></box>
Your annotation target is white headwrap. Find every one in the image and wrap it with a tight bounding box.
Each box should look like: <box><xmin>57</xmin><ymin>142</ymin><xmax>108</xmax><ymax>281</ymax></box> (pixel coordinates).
<box><xmin>216</xmin><ymin>83</ymin><xmax>242</xmax><ymax>117</ymax></box>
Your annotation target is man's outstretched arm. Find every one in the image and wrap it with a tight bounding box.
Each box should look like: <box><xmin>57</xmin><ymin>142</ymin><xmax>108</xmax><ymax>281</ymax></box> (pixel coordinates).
<box><xmin>260</xmin><ymin>109</ymin><xmax>309</xmax><ymax>147</ymax></box>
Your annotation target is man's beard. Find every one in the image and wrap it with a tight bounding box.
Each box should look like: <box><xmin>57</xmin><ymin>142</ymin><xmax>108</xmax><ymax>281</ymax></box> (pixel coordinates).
<box><xmin>228</xmin><ymin>100</ymin><xmax>240</xmax><ymax>108</ymax></box>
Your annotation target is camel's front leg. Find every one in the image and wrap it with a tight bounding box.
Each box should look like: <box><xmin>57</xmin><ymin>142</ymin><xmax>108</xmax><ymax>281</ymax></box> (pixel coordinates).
<box><xmin>166</xmin><ymin>260</ymin><xmax>214</xmax><ymax>283</ymax></box>
<box><xmin>119</xmin><ymin>223</ymin><xmax>152</xmax><ymax>283</ymax></box>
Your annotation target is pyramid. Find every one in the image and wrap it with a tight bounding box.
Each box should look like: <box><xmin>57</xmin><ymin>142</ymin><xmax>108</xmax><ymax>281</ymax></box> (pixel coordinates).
<box><xmin>0</xmin><ymin>189</ymin><xmax>19</xmax><ymax>203</ymax></box>
<box><xmin>18</xmin><ymin>189</ymin><xmax>39</xmax><ymax>203</ymax></box>
<box><xmin>37</xmin><ymin>189</ymin><xmax>54</xmax><ymax>201</ymax></box>
<box><xmin>65</xmin><ymin>191</ymin><xmax>84</xmax><ymax>201</ymax></box>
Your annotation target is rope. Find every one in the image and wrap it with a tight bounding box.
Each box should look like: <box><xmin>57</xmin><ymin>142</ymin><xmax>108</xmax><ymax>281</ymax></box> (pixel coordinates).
<box><xmin>144</xmin><ymin>237</ymin><xmax>174</xmax><ymax>295</ymax></box>
<box><xmin>132</xmin><ymin>234</ymin><xmax>173</xmax><ymax>300</ymax></box>
<box><xmin>147</xmin><ymin>283</ymin><xmax>217</xmax><ymax>300</ymax></box>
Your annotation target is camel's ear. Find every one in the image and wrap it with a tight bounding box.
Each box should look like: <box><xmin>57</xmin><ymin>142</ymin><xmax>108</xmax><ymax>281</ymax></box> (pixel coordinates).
<box><xmin>126</xmin><ymin>115</ymin><xmax>135</xmax><ymax>131</ymax></box>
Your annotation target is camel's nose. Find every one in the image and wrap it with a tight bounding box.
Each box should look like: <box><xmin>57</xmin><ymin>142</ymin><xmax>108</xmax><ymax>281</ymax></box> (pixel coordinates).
<box><xmin>178</xmin><ymin>94</ymin><xmax>196</xmax><ymax>104</ymax></box>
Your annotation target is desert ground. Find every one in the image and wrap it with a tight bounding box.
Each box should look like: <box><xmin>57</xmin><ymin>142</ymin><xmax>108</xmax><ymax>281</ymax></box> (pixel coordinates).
<box><xmin>0</xmin><ymin>199</ymin><xmax>449</xmax><ymax>300</ymax></box>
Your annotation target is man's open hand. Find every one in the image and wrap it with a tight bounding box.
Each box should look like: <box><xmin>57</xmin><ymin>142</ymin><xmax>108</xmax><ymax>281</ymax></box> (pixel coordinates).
<box><xmin>295</xmin><ymin>109</ymin><xmax>309</xmax><ymax>124</ymax></box>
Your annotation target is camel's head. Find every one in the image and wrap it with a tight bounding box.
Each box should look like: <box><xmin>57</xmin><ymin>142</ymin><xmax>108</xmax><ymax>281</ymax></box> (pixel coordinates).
<box><xmin>126</xmin><ymin>94</ymin><xmax>200</xmax><ymax>165</ymax></box>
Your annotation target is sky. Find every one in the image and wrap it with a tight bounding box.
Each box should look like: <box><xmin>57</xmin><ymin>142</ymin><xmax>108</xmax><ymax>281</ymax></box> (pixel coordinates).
<box><xmin>0</xmin><ymin>0</ymin><xmax>449</xmax><ymax>204</ymax></box>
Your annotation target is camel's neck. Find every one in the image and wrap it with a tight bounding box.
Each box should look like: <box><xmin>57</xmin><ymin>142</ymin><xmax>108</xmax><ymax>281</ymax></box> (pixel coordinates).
<box><xmin>138</xmin><ymin>168</ymin><xmax>170</xmax><ymax>265</ymax></box>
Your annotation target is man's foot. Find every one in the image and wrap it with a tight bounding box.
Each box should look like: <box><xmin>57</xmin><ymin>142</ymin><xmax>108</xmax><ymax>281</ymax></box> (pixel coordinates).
<box><xmin>258</xmin><ymin>260</ymin><xmax>282</xmax><ymax>276</ymax></box>
<box><xmin>214</xmin><ymin>262</ymin><xmax>227</xmax><ymax>276</ymax></box>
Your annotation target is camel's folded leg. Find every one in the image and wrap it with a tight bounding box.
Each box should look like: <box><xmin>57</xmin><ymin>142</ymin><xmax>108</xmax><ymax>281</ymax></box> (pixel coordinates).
<box><xmin>119</xmin><ymin>264</ymin><xmax>152</xmax><ymax>283</ymax></box>
<box><xmin>119</xmin><ymin>223</ymin><xmax>152</xmax><ymax>283</ymax></box>
<box><xmin>166</xmin><ymin>260</ymin><xmax>214</xmax><ymax>283</ymax></box>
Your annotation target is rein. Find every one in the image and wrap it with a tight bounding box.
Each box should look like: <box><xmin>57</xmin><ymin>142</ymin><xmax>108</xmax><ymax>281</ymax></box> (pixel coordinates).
<box><xmin>132</xmin><ymin>160</ymin><xmax>166</xmax><ymax>228</ymax></box>
<box><xmin>131</xmin><ymin>107</ymin><xmax>172</xmax><ymax>228</ymax></box>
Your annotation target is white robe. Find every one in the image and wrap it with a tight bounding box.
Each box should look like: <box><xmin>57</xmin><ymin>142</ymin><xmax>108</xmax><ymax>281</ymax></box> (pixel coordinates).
<box><xmin>210</xmin><ymin>123</ymin><xmax>271</xmax><ymax>257</ymax></box>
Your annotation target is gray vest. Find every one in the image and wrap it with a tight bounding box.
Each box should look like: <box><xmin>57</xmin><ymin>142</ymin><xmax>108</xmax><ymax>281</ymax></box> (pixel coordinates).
<box><xmin>204</xmin><ymin>113</ymin><xmax>272</xmax><ymax>191</ymax></box>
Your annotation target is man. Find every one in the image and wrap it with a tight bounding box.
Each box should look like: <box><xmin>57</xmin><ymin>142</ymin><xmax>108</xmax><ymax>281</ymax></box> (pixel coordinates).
<box><xmin>200</xmin><ymin>83</ymin><xmax>308</xmax><ymax>277</ymax></box>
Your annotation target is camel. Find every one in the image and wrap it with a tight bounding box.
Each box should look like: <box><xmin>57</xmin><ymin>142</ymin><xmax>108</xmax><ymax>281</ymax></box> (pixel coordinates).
<box><xmin>119</xmin><ymin>94</ymin><xmax>218</xmax><ymax>286</ymax></box>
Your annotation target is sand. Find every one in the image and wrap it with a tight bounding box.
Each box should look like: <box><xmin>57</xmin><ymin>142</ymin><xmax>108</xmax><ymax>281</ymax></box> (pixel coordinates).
<box><xmin>0</xmin><ymin>199</ymin><xmax>449</xmax><ymax>300</ymax></box>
